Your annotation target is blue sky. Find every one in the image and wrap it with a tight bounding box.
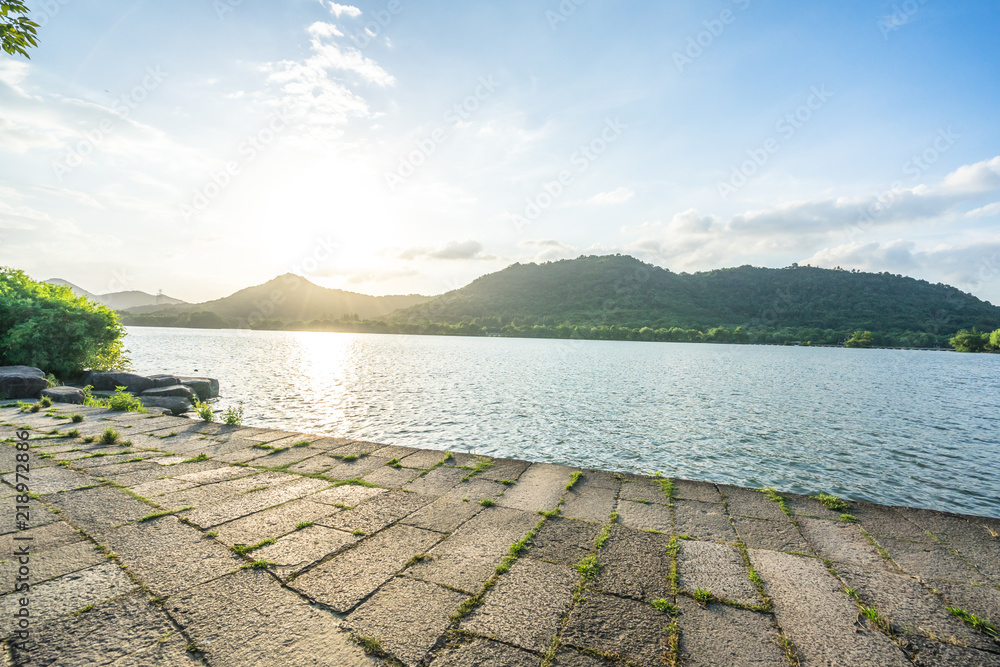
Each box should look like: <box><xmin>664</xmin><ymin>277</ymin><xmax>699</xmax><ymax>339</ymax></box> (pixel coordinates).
<box><xmin>2</xmin><ymin>0</ymin><xmax>999</xmax><ymax>304</ymax></box>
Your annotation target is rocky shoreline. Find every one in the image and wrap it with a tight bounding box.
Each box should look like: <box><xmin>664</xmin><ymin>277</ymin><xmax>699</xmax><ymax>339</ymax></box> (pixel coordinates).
<box><xmin>0</xmin><ymin>366</ymin><xmax>219</xmax><ymax>416</ymax></box>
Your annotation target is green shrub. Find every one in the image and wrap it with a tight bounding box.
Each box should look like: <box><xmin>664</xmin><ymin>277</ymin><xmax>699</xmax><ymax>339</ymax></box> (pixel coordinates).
<box><xmin>222</xmin><ymin>402</ymin><xmax>244</xmax><ymax>426</ymax></box>
<box><xmin>107</xmin><ymin>387</ymin><xmax>146</xmax><ymax>413</ymax></box>
<box><xmin>99</xmin><ymin>426</ymin><xmax>119</xmax><ymax>444</ymax></box>
<box><xmin>194</xmin><ymin>400</ymin><xmax>214</xmax><ymax>422</ymax></box>
<box><xmin>70</xmin><ymin>414</ymin><xmax>84</xmax><ymax>423</ymax></box>
<box><xmin>0</xmin><ymin>267</ymin><xmax>130</xmax><ymax>375</ymax></box>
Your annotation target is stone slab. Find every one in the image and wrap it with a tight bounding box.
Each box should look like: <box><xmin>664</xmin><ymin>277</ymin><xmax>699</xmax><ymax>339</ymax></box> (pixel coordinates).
<box><xmin>362</xmin><ymin>464</ymin><xmax>424</xmax><ymax>487</ymax></box>
<box><xmin>346</xmin><ymin>576</ymin><xmax>467</xmax><ymax>667</ymax></box>
<box><xmin>732</xmin><ymin>516</ymin><xmax>812</xmax><ymax>553</ymax></box>
<box><xmin>561</xmin><ymin>484</ymin><xmax>618</xmax><ymax>523</ymax></box>
<box><xmin>320</xmin><ymin>490</ymin><xmax>434</xmax><ymax>535</ymax></box>
<box><xmin>92</xmin><ymin>515</ymin><xmax>242</xmax><ymax>598</ymax></box>
<box><xmin>400</xmin><ymin>496</ymin><xmax>484</xmax><ymax>534</ymax></box>
<box><xmin>324</xmin><ymin>455</ymin><xmax>394</xmax><ymax>480</ymax></box>
<box><xmin>44</xmin><ymin>485</ymin><xmax>152</xmax><ymax>532</ymax></box>
<box><xmin>719</xmin><ymin>485</ymin><xmax>789</xmax><ymax>522</ymax></box>
<box><xmin>292</xmin><ymin>523</ymin><xmax>443</xmax><ymax>613</ymax></box>
<box><xmin>174</xmin><ymin>465</ymin><xmax>254</xmax><ymax>485</ymax></box>
<box><xmin>749</xmin><ymin>549</ymin><xmax>912</xmax><ymax>667</ymax></box>
<box><xmin>678</xmin><ymin>539</ymin><xmax>759</xmax><ymax>606</ymax></box>
<box><xmin>784</xmin><ymin>491</ymin><xmax>845</xmax><ymax>520</ymax></box>
<box><xmin>853</xmin><ymin>502</ymin><xmax>931</xmax><ymax>542</ymax></box>
<box><xmin>0</xmin><ymin>519</ymin><xmax>80</xmax><ymax>553</ymax></box>
<box><xmin>0</xmin><ymin>539</ymin><xmax>105</xmax><ymax>593</ymax></box>
<box><xmin>129</xmin><ymin>477</ymin><xmax>197</xmax><ymax>498</ymax></box>
<box><xmin>616</xmin><ymin>499</ymin><xmax>672</xmax><ymax>533</ymax></box>
<box><xmin>213</xmin><ymin>498</ymin><xmax>340</xmax><ymax>547</ymax></box>
<box><xmin>674</xmin><ymin>479</ymin><xmax>722</xmax><ymax>503</ymax></box>
<box><xmin>398</xmin><ymin>448</ymin><xmax>451</xmax><ymax>469</ymax></box>
<box><xmin>673</xmin><ymin>499</ymin><xmax>737</xmax><ymax>543</ymax></box>
<box><xmin>0</xmin><ymin>562</ymin><xmax>137</xmax><ymax>635</ymax></box>
<box><xmin>166</xmin><ymin>569</ymin><xmax>375</xmax><ymax>667</ymax></box>
<box><xmin>561</xmin><ymin>590</ymin><xmax>670</xmax><ymax>667</ymax></box>
<box><xmin>797</xmin><ymin>517</ymin><xmax>894</xmax><ymax>571</ymax></box>
<box><xmin>879</xmin><ymin>535</ymin><xmax>987</xmax><ymax>584</ymax></box>
<box><xmin>286</xmin><ymin>455</ymin><xmax>336</xmax><ymax>474</ymax></box>
<box><xmin>406</xmin><ymin>507</ymin><xmax>540</xmax><ymax>594</ymax></box>
<box><xmin>428</xmin><ymin>637</ymin><xmax>540</xmax><ymax>667</ymax></box>
<box><xmin>932</xmin><ymin>580</ymin><xmax>1000</xmax><ymax>626</ymax></box>
<box><xmin>255</xmin><ymin>525</ymin><xmax>357</xmax><ymax>578</ymax></box>
<box><xmin>676</xmin><ymin>597</ymin><xmax>787</xmax><ymax>666</ymax></box>
<box><xmin>906</xmin><ymin>638</ymin><xmax>1000</xmax><ymax>667</ymax></box>
<box><xmin>495</xmin><ymin>463</ymin><xmax>573</xmax><ymax>513</ymax></box>
<box><xmin>443</xmin><ymin>478</ymin><xmax>507</xmax><ymax>504</ymax></box>
<box><xmin>8</xmin><ymin>593</ymin><xmax>184</xmax><ymax>666</ymax></box>
<box><xmin>526</xmin><ymin>517</ymin><xmax>602</xmax><ymax>566</ymax></box>
<box><xmin>5</xmin><ymin>465</ymin><xmax>95</xmax><ymax>495</ymax></box>
<box><xmin>403</xmin><ymin>466</ymin><xmax>468</xmax><ymax>496</ymax></box>
<box><xmin>310</xmin><ymin>484</ymin><xmax>387</xmax><ymax>508</ymax></box>
<box><xmin>593</xmin><ymin>524</ymin><xmax>671</xmax><ymax>602</ymax></box>
<box><xmin>181</xmin><ymin>477</ymin><xmax>331</xmax><ymax>528</ymax></box>
<box><xmin>462</xmin><ymin>558</ymin><xmax>577</xmax><ymax>652</ymax></box>
<box><xmin>620</xmin><ymin>474</ymin><xmax>670</xmax><ymax>505</ymax></box>
<box><xmin>835</xmin><ymin>563</ymin><xmax>994</xmax><ymax>652</ymax></box>
<box><xmin>482</xmin><ymin>458</ymin><xmax>531</xmax><ymax>482</ymax></box>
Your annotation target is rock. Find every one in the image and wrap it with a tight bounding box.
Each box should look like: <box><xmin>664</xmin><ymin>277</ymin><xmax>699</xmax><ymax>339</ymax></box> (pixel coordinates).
<box><xmin>141</xmin><ymin>385</ymin><xmax>196</xmax><ymax>401</ymax></box>
<box><xmin>40</xmin><ymin>386</ymin><xmax>85</xmax><ymax>405</ymax></box>
<box><xmin>137</xmin><ymin>396</ymin><xmax>191</xmax><ymax>416</ymax></box>
<box><xmin>0</xmin><ymin>366</ymin><xmax>49</xmax><ymax>399</ymax></box>
<box><xmin>176</xmin><ymin>377</ymin><xmax>219</xmax><ymax>401</ymax></box>
<box><xmin>147</xmin><ymin>374</ymin><xmax>181</xmax><ymax>388</ymax></box>
<box><xmin>80</xmin><ymin>371</ymin><xmax>154</xmax><ymax>395</ymax></box>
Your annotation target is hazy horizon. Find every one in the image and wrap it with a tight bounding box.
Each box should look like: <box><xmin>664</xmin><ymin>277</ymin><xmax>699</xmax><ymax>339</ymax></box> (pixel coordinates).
<box><xmin>2</xmin><ymin>1</ymin><xmax>999</xmax><ymax>304</ymax></box>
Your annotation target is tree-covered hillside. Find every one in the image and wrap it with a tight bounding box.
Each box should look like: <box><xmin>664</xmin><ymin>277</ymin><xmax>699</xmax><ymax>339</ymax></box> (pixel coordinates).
<box><xmin>391</xmin><ymin>255</ymin><xmax>1000</xmax><ymax>335</ymax></box>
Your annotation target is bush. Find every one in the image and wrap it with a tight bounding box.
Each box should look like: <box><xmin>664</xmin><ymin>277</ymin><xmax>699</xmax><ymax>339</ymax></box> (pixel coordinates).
<box><xmin>0</xmin><ymin>268</ymin><xmax>131</xmax><ymax>375</ymax></box>
<box><xmin>950</xmin><ymin>328</ymin><xmax>991</xmax><ymax>353</ymax></box>
<box><xmin>194</xmin><ymin>400</ymin><xmax>214</xmax><ymax>422</ymax></box>
<box><xmin>107</xmin><ymin>386</ymin><xmax>145</xmax><ymax>413</ymax></box>
<box><xmin>99</xmin><ymin>426</ymin><xmax>119</xmax><ymax>444</ymax></box>
<box><xmin>222</xmin><ymin>402</ymin><xmax>244</xmax><ymax>426</ymax></box>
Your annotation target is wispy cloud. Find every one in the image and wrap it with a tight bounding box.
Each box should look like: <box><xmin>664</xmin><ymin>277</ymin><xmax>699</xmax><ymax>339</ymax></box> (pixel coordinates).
<box><xmin>588</xmin><ymin>186</ymin><xmax>634</xmax><ymax>205</ymax></box>
<box><xmin>399</xmin><ymin>240</ymin><xmax>495</xmax><ymax>261</ymax></box>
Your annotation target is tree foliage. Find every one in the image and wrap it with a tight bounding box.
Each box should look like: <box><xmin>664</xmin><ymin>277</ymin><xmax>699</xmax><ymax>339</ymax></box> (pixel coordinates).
<box><xmin>0</xmin><ymin>267</ymin><xmax>130</xmax><ymax>376</ymax></box>
<box><xmin>1</xmin><ymin>1</ymin><xmax>38</xmax><ymax>59</ymax></box>
<box><xmin>950</xmin><ymin>328</ymin><xmax>991</xmax><ymax>353</ymax></box>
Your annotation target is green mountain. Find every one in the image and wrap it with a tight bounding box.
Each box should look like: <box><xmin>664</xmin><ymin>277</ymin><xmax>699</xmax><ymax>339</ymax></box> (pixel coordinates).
<box><xmin>391</xmin><ymin>255</ymin><xmax>1000</xmax><ymax>335</ymax></box>
<box><xmin>122</xmin><ymin>274</ymin><xmax>430</xmax><ymax>327</ymax></box>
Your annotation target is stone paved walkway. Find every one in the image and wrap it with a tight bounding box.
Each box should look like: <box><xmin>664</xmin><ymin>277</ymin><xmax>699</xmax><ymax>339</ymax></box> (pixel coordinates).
<box><xmin>1</xmin><ymin>405</ymin><xmax>998</xmax><ymax>666</ymax></box>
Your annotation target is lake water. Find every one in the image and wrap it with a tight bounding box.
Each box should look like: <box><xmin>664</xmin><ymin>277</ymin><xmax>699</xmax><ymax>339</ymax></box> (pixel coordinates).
<box><xmin>124</xmin><ymin>327</ymin><xmax>1000</xmax><ymax>518</ymax></box>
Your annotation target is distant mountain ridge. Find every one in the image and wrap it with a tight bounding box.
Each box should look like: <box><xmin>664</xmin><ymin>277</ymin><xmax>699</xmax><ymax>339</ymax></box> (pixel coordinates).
<box><xmin>124</xmin><ymin>273</ymin><xmax>430</xmax><ymax>324</ymax></box>
<box><xmin>45</xmin><ymin>278</ymin><xmax>186</xmax><ymax>311</ymax></box>
<box><xmin>390</xmin><ymin>255</ymin><xmax>1000</xmax><ymax>334</ymax></box>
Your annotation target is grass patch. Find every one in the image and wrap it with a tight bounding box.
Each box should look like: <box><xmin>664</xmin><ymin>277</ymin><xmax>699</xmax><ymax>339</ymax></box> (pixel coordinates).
<box><xmin>350</xmin><ymin>633</ymin><xmax>388</xmax><ymax>658</ymax></box>
<box><xmin>565</xmin><ymin>471</ymin><xmax>582</xmax><ymax>490</ymax></box>
<box><xmin>861</xmin><ymin>605</ymin><xmax>893</xmax><ymax>633</ymax></box>
<box><xmin>499</xmin><ymin>479</ymin><xmax>515</xmax><ymax>486</ymax></box>
<box><xmin>243</xmin><ymin>559</ymin><xmax>274</xmax><ymax>569</ymax></box>
<box><xmin>386</xmin><ymin>457</ymin><xmax>401</xmax><ymax>468</ymax></box>
<box><xmin>70</xmin><ymin>413</ymin><xmax>84</xmax><ymax>423</ymax></box>
<box><xmin>461</xmin><ymin>456</ymin><xmax>493</xmax><ymax>481</ymax></box>
<box><xmin>244</xmin><ymin>486</ymin><xmax>268</xmax><ymax>494</ymax></box>
<box><xmin>295</xmin><ymin>521</ymin><xmax>314</xmax><ymax>530</ymax></box>
<box><xmin>204</xmin><ymin>530</ymin><xmax>217</xmax><ymax>538</ymax></box>
<box><xmin>98</xmin><ymin>427</ymin><xmax>119</xmax><ymax>445</ymax></box>
<box><xmin>496</xmin><ymin>517</ymin><xmax>544</xmax><ymax>575</ymax></box>
<box><xmin>292</xmin><ymin>440</ymin><xmax>311</xmax><ymax>448</ymax></box>
<box><xmin>537</xmin><ymin>507</ymin><xmax>560</xmax><ymax>518</ymax></box>
<box><xmin>334</xmin><ymin>453</ymin><xmax>360</xmax><ymax>462</ymax></box>
<box><xmin>811</xmin><ymin>493</ymin><xmax>850</xmax><ymax>512</ymax></box>
<box><xmin>650</xmin><ymin>598</ymin><xmax>678</xmax><ymax>615</ymax></box>
<box><xmin>138</xmin><ymin>508</ymin><xmax>191</xmax><ymax>523</ymax></box>
<box><xmin>947</xmin><ymin>607</ymin><xmax>998</xmax><ymax>638</ymax></box>
<box><xmin>231</xmin><ymin>538</ymin><xmax>276</xmax><ymax>556</ymax></box>
<box><xmin>332</xmin><ymin>478</ymin><xmax>379</xmax><ymax>488</ymax></box>
<box><xmin>252</xmin><ymin>443</ymin><xmax>275</xmax><ymax>451</ymax></box>
<box><xmin>840</xmin><ymin>513</ymin><xmax>857</xmax><ymax>523</ymax></box>
<box><xmin>762</xmin><ymin>487</ymin><xmax>792</xmax><ymax>515</ymax></box>
<box><xmin>693</xmin><ymin>588</ymin><xmax>713</xmax><ymax>604</ymax></box>
<box><xmin>123</xmin><ymin>457</ymin><xmax>144</xmax><ymax>463</ymax></box>
<box><xmin>574</xmin><ymin>554</ymin><xmax>600</xmax><ymax>581</ymax></box>
<box><xmin>859</xmin><ymin>528</ymin><xmax>893</xmax><ymax>561</ymax></box>
<box><xmin>404</xmin><ymin>553</ymin><xmax>428</xmax><ymax>568</ymax></box>
<box><xmin>182</xmin><ymin>453</ymin><xmax>210</xmax><ymax>463</ymax></box>
<box><xmin>477</xmin><ymin>498</ymin><xmax>496</xmax><ymax>508</ymax></box>
<box><xmin>594</xmin><ymin>512</ymin><xmax>617</xmax><ymax>550</ymax></box>
<box><xmin>352</xmin><ymin>529</ymin><xmax>365</xmax><ymax>536</ymax></box>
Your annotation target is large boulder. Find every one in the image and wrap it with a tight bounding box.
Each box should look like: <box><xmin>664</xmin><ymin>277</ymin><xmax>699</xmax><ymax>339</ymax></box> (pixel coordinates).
<box><xmin>137</xmin><ymin>396</ymin><xmax>191</xmax><ymax>416</ymax></box>
<box><xmin>142</xmin><ymin>385</ymin><xmax>196</xmax><ymax>401</ymax></box>
<box><xmin>80</xmin><ymin>371</ymin><xmax>154</xmax><ymax>395</ymax></box>
<box><xmin>41</xmin><ymin>386</ymin><xmax>85</xmax><ymax>404</ymax></box>
<box><xmin>175</xmin><ymin>377</ymin><xmax>219</xmax><ymax>401</ymax></box>
<box><xmin>0</xmin><ymin>366</ymin><xmax>48</xmax><ymax>399</ymax></box>
<box><xmin>147</xmin><ymin>374</ymin><xmax>182</xmax><ymax>389</ymax></box>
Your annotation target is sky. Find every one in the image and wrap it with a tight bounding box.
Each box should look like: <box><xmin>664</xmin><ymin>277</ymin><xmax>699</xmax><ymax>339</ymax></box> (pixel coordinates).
<box><xmin>1</xmin><ymin>0</ymin><xmax>1000</xmax><ymax>304</ymax></box>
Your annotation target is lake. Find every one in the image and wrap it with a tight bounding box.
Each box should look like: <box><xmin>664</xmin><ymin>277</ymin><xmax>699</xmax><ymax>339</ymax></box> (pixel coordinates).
<box><xmin>124</xmin><ymin>327</ymin><xmax>1000</xmax><ymax>518</ymax></box>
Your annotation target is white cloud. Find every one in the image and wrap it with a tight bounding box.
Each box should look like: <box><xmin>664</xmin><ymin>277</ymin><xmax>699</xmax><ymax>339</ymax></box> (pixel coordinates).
<box><xmin>966</xmin><ymin>201</ymin><xmax>1000</xmax><ymax>219</ymax></box>
<box><xmin>588</xmin><ymin>186</ymin><xmax>634</xmax><ymax>205</ymax></box>
<box><xmin>399</xmin><ymin>240</ymin><xmax>494</xmax><ymax>261</ymax></box>
<box><xmin>324</xmin><ymin>2</ymin><xmax>362</xmax><ymax>18</ymax></box>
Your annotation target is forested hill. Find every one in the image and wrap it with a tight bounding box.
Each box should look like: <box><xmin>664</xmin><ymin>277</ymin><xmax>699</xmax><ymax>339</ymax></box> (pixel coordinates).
<box><xmin>391</xmin><ymin>255</ymin><xmax>1000</xmax><ymax>334</ymax></box>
